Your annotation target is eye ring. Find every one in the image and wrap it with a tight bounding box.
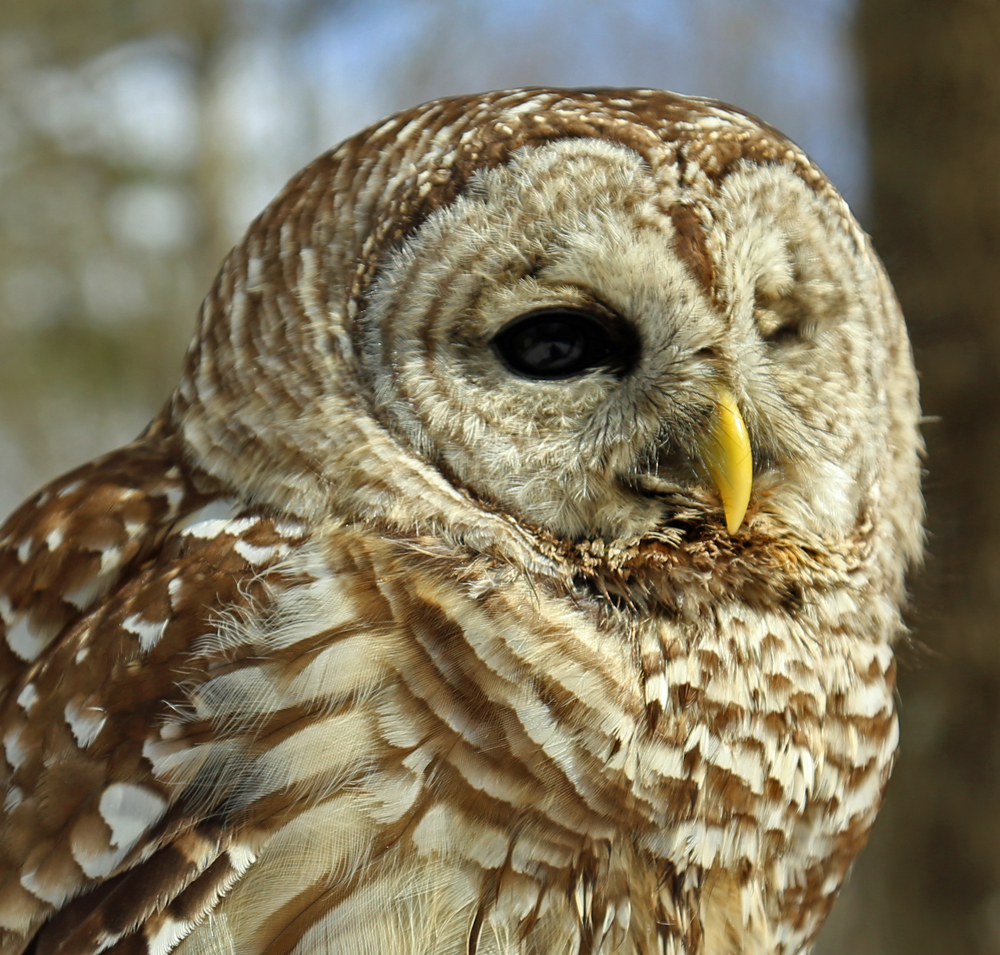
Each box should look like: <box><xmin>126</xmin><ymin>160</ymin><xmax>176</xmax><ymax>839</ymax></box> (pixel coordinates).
<box><xmin>491</xmin><ymin>307</ymin><xmax>638</xmax><ymax>380</ymax></box>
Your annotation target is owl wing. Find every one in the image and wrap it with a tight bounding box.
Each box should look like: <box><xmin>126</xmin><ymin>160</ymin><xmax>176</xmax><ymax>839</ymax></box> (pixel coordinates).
<box><xmin>0</xmin><ymin>444</ymin><xmax>315</xmax><ymax>955</ymax></box>
<box><xmin>0</xmin><ymin>426</ymin><xmax>220</xmax><ymax>698</ymax></box>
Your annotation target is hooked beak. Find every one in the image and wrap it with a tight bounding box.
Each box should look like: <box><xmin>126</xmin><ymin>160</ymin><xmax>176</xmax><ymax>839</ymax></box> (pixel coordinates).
<box><xmin>699</xmin><ymin>387</ymin><xmax>753</xmax><ymax>534</ymax></box>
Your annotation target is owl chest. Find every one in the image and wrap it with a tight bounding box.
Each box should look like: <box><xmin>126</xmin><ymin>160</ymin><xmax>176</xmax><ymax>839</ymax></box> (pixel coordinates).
<box><xmin>626</xmin><ymin>610</ymin><xmax>899</xmax><ymax>868</ymax></box>
<box><xmin>183</xmin><ymin>551</ymin><xmax>897</xmax><ymax>954</ymax></box>
<box><xmin>355</xmin><ymin>598</ymin><xmax>894</xmax><ymax>952</ymax></box>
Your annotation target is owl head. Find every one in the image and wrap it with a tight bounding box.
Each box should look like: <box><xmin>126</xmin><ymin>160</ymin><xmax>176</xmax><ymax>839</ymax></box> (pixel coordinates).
<box><xmin>170</xmin><ymin>89</ymin><xmax>923</xmax><ymax>594</ymax></box>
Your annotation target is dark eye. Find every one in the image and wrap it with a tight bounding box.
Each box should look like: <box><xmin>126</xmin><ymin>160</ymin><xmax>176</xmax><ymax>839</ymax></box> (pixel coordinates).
<box><xmin>492</xmin><ymin>308</ymin><xmax>637</xmax><ymax>380</ymax></box>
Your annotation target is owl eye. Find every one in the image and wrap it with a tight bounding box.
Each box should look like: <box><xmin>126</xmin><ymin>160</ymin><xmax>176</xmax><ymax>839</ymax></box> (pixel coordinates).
<box><xmin>492</xmin><ymin>308</ymin><xmax>636</xmax><ymax>379</ymax></box>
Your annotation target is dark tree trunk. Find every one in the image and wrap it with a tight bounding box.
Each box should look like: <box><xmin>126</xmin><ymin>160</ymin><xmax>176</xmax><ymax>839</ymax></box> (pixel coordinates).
<box><xmin>825</xmin><ymin>2</ymin><xmax>1000</xmax><ymax>952</ymax></box>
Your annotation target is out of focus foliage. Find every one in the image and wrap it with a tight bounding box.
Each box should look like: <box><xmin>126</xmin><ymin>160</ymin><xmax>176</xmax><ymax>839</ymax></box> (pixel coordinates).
<box><xmin>0</xmin><ymin>0</ymin><xmax>331</xmax><ymax>514</ymax></box>
<box><xmin>853</xmin><ymin>2</ymin><xmax>1000</xmax><ymax>953</ymax></box>
<box><xmin>0</xmin><ymin>1</ymin><xmax>224</xmax><ymax>513</ymax></box>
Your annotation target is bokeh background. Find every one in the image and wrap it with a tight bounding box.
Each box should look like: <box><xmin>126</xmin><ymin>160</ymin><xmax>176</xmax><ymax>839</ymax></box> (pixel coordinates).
<box><xmin>0</xmin><ymin>0</ymin><xmax>996</xmax><ymax>951</ymax></box>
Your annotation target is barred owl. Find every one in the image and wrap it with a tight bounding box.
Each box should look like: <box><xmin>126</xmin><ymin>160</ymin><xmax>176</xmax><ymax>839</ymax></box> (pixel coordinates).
<box><xmin>0</xmin><ymin>89</ymin><xmax>922</xmax><ymax>955</ymax></box>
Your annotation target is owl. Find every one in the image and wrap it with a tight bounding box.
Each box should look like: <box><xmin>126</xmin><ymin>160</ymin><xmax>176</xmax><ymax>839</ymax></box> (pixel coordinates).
<box><xmin>0</xmin><ymin>89</ymin><xmax>922</xmax><ymax>955</ymax></box>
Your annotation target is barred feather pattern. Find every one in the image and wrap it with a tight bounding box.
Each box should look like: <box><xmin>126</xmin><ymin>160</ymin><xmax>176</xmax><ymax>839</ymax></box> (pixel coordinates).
<box><xmin>0</xmin><ymin>89</ymin><xmax>923</xmax><ymax>954</ymax></box>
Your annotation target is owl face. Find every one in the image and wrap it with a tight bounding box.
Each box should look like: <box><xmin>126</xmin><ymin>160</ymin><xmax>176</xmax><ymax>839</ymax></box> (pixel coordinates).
<box><xmin>361</xmin><ymin>137</ymin><xmax>885</xmax><ymax>542</ymax></box>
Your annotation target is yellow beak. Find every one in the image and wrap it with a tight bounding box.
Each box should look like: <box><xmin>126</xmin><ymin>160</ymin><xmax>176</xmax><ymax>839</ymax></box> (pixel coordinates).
<box><xmin>701</xmin><ymin>387</ymin><xmax>753</xmax><ymax>534</ymax></box>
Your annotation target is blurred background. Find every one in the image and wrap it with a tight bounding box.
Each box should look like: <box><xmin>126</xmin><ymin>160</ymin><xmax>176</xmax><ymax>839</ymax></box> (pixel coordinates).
<box><xmin>0</xmin><ymin>0</ymin><xmax>996</xmax><ymax>951</ymax></box>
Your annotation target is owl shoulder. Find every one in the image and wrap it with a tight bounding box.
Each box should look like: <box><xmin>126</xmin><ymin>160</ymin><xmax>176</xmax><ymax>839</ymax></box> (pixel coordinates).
<box><xmin>0</xmin><ymin>487</ymin><xmax>316</xmax><ymax>954</ymax></box>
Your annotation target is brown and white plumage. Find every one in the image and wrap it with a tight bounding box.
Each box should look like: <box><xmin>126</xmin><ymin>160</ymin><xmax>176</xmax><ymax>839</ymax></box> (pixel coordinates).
<box><xmin>0</xmin><ymin>89</ymin><xmax>922</xmax><ymax>955</ymax></box>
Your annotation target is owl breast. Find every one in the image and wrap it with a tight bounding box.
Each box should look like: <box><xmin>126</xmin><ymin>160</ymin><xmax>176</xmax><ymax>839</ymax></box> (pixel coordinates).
<box><xmin>142</xmin><ymin>525</ymin><xmax>895</xmax><ymax>955</ymax></box>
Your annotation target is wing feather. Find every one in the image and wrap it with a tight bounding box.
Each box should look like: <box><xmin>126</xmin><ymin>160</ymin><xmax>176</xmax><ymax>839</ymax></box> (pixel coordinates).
<box><xmin>0</xmin><ymin>457</ymin><xmax>311</xmax><ymax>955</ymax></box>
<box><xmin>0</xmin><ymin>424</ymin><xmax>221</xmax><ymax>697</ymax></box>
